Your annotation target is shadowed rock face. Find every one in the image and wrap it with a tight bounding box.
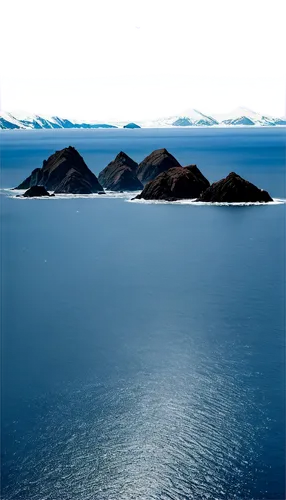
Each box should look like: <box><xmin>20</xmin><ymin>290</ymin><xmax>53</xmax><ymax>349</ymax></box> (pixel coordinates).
<box><xmin>15</xmin><ymin>146</ymin><xmax>103</xmax><ymax>194</ymax></box>
<box><xmin>54</xmin><ymin>169</ymin><xmax>94</xmax><ymax>194</ymax></box>
<box><xmin>196</xmin><ymin>172</ymin><xmax>273</xmax><ymax>203</ymax></box>
<box><xmin>137</xmin><ymin>148</ymin><xmax>181</xmax><ymax>184</ymax></box>
<box><xmin>135</xmin><ymin>165</ymin><xmax>210</xmax><ymax>201</ymax></box>
<box><xmin>98</xmin><ymin>151</ymin><xmax>143</xmax><ymax>191</ymax></box>
<box><xmin>22</xmin><ymin>186</ymin><xmax>53</xmax><ymax>197</ymax></box>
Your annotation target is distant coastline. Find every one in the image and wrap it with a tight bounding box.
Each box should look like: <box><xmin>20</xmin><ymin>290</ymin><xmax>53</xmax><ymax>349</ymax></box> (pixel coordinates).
<box><xmin>1</xmin><ymin>125</ymin><xmax>286</xmax><ymax>131</ymax></box>
<box><xmin>1</xmin><ymin>107</ymin><xmax>286</xmax><ymax>130</ymax></box>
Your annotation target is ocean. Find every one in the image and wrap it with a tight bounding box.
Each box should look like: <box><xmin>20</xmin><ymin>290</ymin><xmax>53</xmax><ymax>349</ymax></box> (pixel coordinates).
<box><xmin>1</xmin><ymin>127</ymin><xmax>285</xmax><ymax>499</ymax></box>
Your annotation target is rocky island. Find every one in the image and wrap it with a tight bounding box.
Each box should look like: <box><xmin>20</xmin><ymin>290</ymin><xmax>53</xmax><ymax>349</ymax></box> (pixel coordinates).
<box><xmin>123</xmin><ymin>123</ymin><xmax>141</xmax><ymax>129</ymax></box>
<box><xmin>98</xmin><ymin>152</ymin><xmax>143</xmax><ymax>191</ymax></box>
<box><xmin>135</xmin><ymin>165</ymin><xmax>210</xmax><ymax>201</ymax></box>
<box><xmin>15</xmin><ymin>146</ymin><xmax>103</xmax><ymax>194</ymax></box>
<box><xmin>196</xmin><ymin>172</ymin><xmax>273</xmax><ymax>203</ymax></box>
<box><xmin>137</xmin><ymin>148</ymin><xmax>181</xmax><ymax>184</ymax></box>
<box><xmin>22</xmin><ymin>186</ymin><xmax>54</xmax><ymax>197</ymax></box>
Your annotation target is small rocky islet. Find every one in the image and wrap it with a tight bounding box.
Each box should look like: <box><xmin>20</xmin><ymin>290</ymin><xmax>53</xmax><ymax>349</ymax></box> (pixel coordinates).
<box><xmin>20</xmin><ymin>185</ymin><xmax>54</xmax><ymax>198</ymax></box>
<box><xmin>15</xmin><ymin>146</ymin><xmax>273</xmax><ymax>203</ymax></box>
<box><xmin>123</xmin><ymin>123</ymin><xmax>141</xmax><ymax>129</ymax></box>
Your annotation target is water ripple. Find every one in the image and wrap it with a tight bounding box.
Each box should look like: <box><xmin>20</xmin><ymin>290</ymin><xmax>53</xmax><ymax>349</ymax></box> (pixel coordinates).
<box><xmin>2</xmin><ymin>356</ymin><xmax>270</xmax><ymax>500</ymax></box>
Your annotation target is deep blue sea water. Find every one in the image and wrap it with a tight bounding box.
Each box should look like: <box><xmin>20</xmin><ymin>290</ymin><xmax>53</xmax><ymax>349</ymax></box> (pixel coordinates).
<box><xmin>1</xmin><ymin>128</ymin><xmax>285</xmax><ymax>500</ymax></box>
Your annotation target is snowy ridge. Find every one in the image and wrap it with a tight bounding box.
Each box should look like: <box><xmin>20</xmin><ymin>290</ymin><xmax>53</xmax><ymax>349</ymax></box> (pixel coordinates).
<box><xmin>141</xmin><ymin>107</ymin><xmax>286</xmax><ymax>127</ymax></box>
<box><xmin>0</xmin><ymin>112</ymin><xmax>118</xmax><ymax>130</ymax></box>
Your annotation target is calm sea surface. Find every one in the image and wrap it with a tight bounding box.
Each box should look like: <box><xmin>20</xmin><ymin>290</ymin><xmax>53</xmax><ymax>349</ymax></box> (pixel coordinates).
<box><xmin>1</xmin><ymin>128</ymin><xmax>285</xmax><ymax>500</ymax></box>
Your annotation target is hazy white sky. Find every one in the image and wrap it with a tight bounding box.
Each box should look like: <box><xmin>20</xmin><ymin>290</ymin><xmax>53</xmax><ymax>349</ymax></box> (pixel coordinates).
<box><xmin>2</xmin><ymin>75</ymin><xmax>285</xmax><ymax>122</ymax></box>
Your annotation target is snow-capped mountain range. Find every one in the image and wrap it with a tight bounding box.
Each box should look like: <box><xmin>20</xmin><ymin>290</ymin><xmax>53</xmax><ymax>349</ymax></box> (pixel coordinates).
<box><xmin>0</xmin><ymin>111</ymin><xmax>118</xmax><ymax>130</ymax></box>
<box><xmin>1</xmin><ymin>107</ymin><xmax>285</xmax><ymax>130</ymax></box>
<box><xmin>141</xmin><ymin>107</ymin><xmax>286</xmax><ymax>128</ymax></box>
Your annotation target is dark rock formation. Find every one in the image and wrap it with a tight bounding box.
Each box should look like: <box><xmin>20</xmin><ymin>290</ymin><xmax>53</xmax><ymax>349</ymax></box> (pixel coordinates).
<box><xmin>134</xmin><ymin>165</ymin><xmax>210</xmax><ymax>201</ymax></box>
<box><xmin>15</xmin><ymin>146</ymin><xmax>103</xmax><ymax>194</ymax></box>
<box><xmin>123</xmin><ymin>123</ymin><xmax>141</xmax><ymax>129</ymax></box>
<box><xmin>137</xmin><ymin>148</ymin><xmax>181</xmax><ymax>184</ymax></box>
<box><xmin>98</xmin><ymin>151</ymin><xmax>143</xmax><ymax>191</ymax></box>
<box><xmin>22</xmin><ymin>186</ymin><xmax>53</xmax><ymax>197</ymax></box>
<box><xmin>196</xmin><ymin>172</ymin><xmax>273</xmax><ymax>203</ymax></box>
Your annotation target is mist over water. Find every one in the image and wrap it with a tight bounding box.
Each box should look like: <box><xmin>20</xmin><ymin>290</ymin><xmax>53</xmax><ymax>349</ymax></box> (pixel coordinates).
<box><xmin>1</xmin><ymin>128</ymin><xmax>285</xmax><ymax>499</ymax></box>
